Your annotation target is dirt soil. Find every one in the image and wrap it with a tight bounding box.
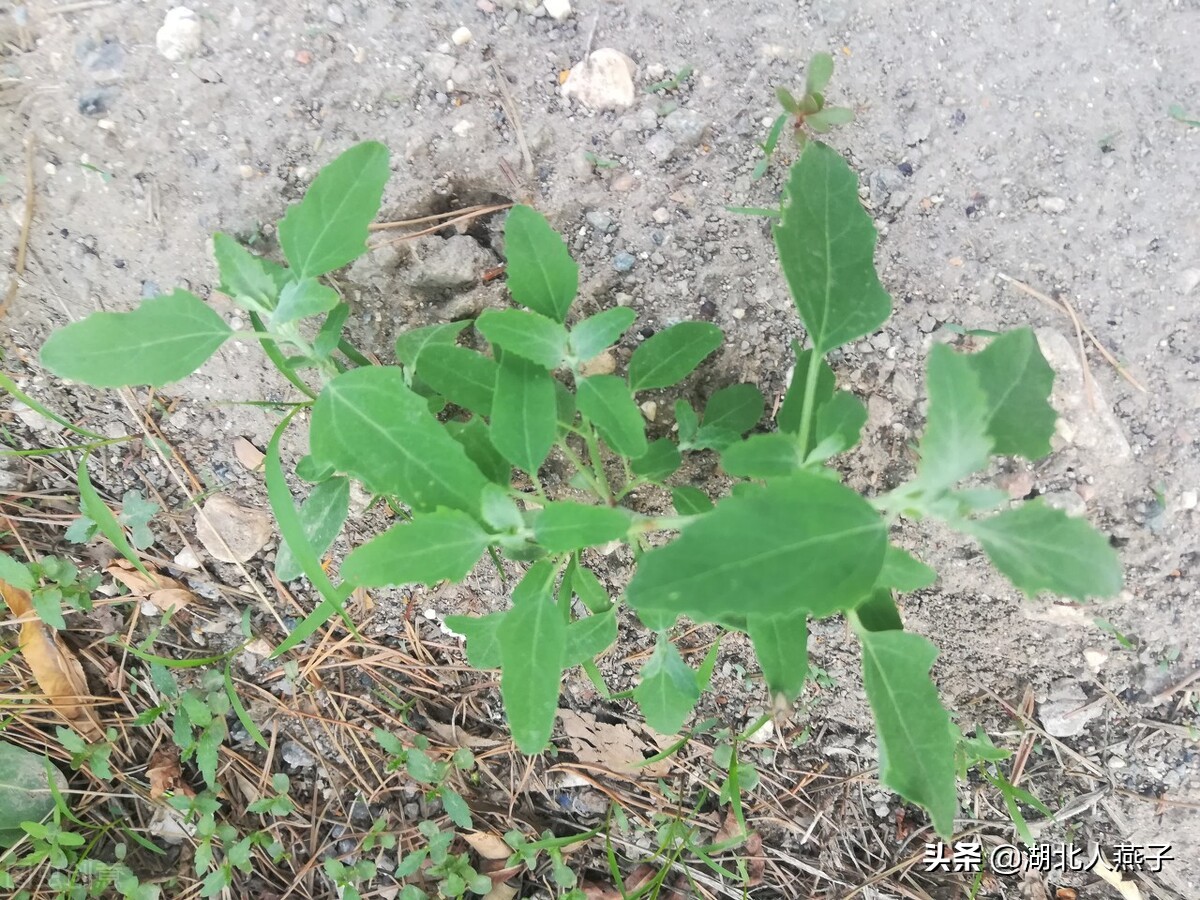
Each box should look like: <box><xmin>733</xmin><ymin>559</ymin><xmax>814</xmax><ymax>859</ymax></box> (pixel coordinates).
<box><xmin>2</xmin><ymin>0</ymin><xmax>1199</xmax><ymax>898</ymax></box>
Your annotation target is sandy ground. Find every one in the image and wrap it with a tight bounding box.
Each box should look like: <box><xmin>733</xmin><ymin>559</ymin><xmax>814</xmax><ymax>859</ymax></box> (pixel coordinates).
<box><xmin>2</xmin><ymin>0</ymin><xmax>1198</xmax><ymax>896</ymax></box>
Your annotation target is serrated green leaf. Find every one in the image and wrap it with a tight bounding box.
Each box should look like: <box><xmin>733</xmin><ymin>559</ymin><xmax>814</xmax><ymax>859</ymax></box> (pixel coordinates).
<box><xmin>417</xmin><ymin>344</ymin><xmax>497</xmax><ymax>416</ymax></box>
<box><xmin>633</xmin><ymin>637</ymin><xmax>700</xmax><ymax>735</ymax></box>
<box><xmin>777</xmin><ymin>345</ymin><xmax>836</xmax><ymax>435</ymax></box>
<box><xmin>40</xmin><ymin>290</ymin><xmax>232</xmax><ymax>388</ymax></box>
<box><xmin>444</xmin><ymin>612</ymin><xmax>506</xmax><ymax>668</ymax></box>
<box><xmin>212</xmin><ymin>233</ymin><xmax>278</xmax><ymax>312</ymax></box>
<box><xmin>916</xmin><ymin>344</ymin><xmax>992</xmax><ymax>491</ymax></box>
<box><xmin>576</xmin><ymin>375</ymin><xmax>648</xmax><ymax>459</ymax></box>
<box><xmin>805</xmin><ymin>52</ymin><xmax>835</xmax><ymax>95</ymax></box>
<box><xmin>807</xmin><ymin>390</ymin><xmax>867</xmax><ymax>461</ymax></box>
<box><xmin>857</xmin><ymin>628</ymin><xmax>957</xmax><ymax>838</ymax></box>
<box><xmin>444</xmin><ymin>417</ymin><xmax>511</xmax><ymax>485</ymax></box>
<box><xmin>272</xmin><ymin>277</ymin><xmax>339</xmax><ymax>328</ymax></box>
<box><xmin>960</xmin><ymin>500</ymin><xmax>1122</xmax><ymax>599</ymax></box>
<box><xmin>504</xmin><ymin>205</ymin><xmax>579</xmax><ymax>323</ymax></box>
<box><xmin>0</xmin><ymin>552</ymin><xmax>33</xmax><ymax>591</ymax></box>
<box><xmin>721</xmin><ymin>433</ymin><xmax>802</xmax><ymax>479</ymax></box>
<box><xmin>534</xmin><ymin>502</ymin><xmax>630</xmax><ymax>552</ymax></box>
<box><xmin>627</xmin><ymin>473</ymin><xmax>885</xmax><ymax>628</ymax></box>
<box><xmin>490</xmin><ymin>353</ymin><xmax>558</xmax><ymax>474</ymax></box>
<box><xmin>631</xmin><ymin>439</ymin><xmax>682</xmax><ymax>482</ymax></box>
<box><xmin>569</xmin><ymin>307</ymin><xmax>637</xmax><ymax>362</ymax></box>
<box><xmin>275</xmin><ymin>477</ymin><xmax>350</xmax><ymax>582</ymax></box>
<box><xmin>963</xmin><ymin>329</ymin><xmax>1056</xmax><ymax>459</ymax></box>
<box><xmin>877</xmin><ymin>545</ymin><xmax>937</xmax><ymax>592</ymax></box>
<box><xmin>278</xmin><ymin>141</ymin><xmax>390</xmax><ymax>278</ymax></box>
<box><xmin>499</xmin><ymin>569</ymin><xmax>566</xmax><ymax>753</ymax></box>
<box><xmin>395</xmin><ymin>321</ymin><xmax>470</xmax><ymax>369</ymax></box>
<box><xmin>773</xmin><ymin>143</ymin><xmax>891</xmax><ymax>354</ymax></box>
<box><xmin>342</xmin><ymin>510</ymin><xmax>489</xmax><ymax>587</ymax></box>
<box><xmin>747</xmin><ymin>610</ymin><xmax>808</xmax><ymax>703</ymax></box>
<box><xmin>671</xmin><ymin>485</ymin><xmax>712</xmax><ymax>516</ymax></box>
<box><xmin>564</xmin><ymin>608</ymin><xmax>618</xmax><ymax>667</ymax></box>
<box><xmin>477</xmin><ymin>309</ymin><xmax>568</xmax><ymax>370</ymax></box>
<box><xmin>628</xmin><ymin>322</ymin><xmax>723</xmax><ymax>391</ymax></box>
<box><xmin>310</xmin><ymin>367</ymin><xmax>488</xmax><ymax>515</ymax></box>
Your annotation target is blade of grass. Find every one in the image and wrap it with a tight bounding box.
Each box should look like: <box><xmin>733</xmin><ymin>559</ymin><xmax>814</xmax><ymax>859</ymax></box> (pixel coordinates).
<box><xmin>224</xmin><ymin>661</ymin><xmax>268</xmax><ymax>749</ymax></box>
<box><xmin>77</xmin><ymin>452</ymin><xmax>150</xmax><ymax>578</ymax></box>
<box><xmin>0</xmin><ymin>373</ymin><xmax>109</xmax><ymax>439</ymax></box>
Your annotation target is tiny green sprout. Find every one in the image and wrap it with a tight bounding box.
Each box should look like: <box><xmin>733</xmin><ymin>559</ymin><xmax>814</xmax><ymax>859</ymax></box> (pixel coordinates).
<box><xmin>646</xmin><ymin>64</ymin><xmax>694</xmax><ymax>94</ymax></box>
<box><xmin>753</xmin><ymin>51</ymin><xmax>855</xmax><ymax>180</ymax></box>
<box><xmin>247</xmin><ymin>773</ymin><xmax>295</xmax><ymax>817</ymax></box>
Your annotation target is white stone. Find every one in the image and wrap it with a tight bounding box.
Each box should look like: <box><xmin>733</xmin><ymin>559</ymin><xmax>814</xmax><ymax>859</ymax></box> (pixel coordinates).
<box><xmin>640</xmin><ymin>400</ymin><xmax>658</xmax><ymax>422</ymax></box>
<box><xmin>543</xmin><ymin>0</ymin><xmax>572</xmax><ymax>20</ymax></box>
<box><xmin>173</xmin><ymin>546</ymin><xmax>201</xmax><ymax>569</ymax></box>
<box><xmin>1037</xmin><ymin>196</ymin><xmax>1067</xmax><ymax>214</ymax></box>
<box><xmin>156</xmin><ymin>7</ymin><xmax>202</xmax><ymax>62</ymax></box>
<box><xmin>451</xmin><ymin>119</ymin><xmax>474</xmax><ymax>136</ymax></box>
<box><xmin>1180</xmin><ymin>490</ymin><xmax>1198</xmax><ymax>510</ymax></box>
<box><xmin>562</xmin><ymin>49</ymin><xmax>636</xmax><ymax>111</ymax></box>
<box><xmin>745</xmin><ymin>716</ymin><xmax>775</xmax><ymax>744</ymax></box>
<box><xmin>451</xmin><ymin>26</ymin><xmax>473</xmax><ymax>45</ymax></box>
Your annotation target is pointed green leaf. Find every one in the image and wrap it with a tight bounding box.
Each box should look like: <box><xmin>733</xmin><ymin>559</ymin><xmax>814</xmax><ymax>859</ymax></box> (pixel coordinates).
<box><xmin>772</xmin><ymin>142</ymin><xmax>891</xmax><ymax>354</ymax></box>
<box><xmin>272</xmin><ymin>277</ymin><xmax>339</xmax><ymax>327</ymax></box>
<box><xmin>628</xmin><ymin>322</ymin><xmax>723</xmax><ymax>391</ymax></box>
<box><xmin>805</xmin><ymin>52</ymin><xmax>835</xmax><ymax>95</ymax></box>
<box><xmin>633</xmin><ymin>637</ymin><xmax>700</xmax><ymax>735</ymax></box>
<box><xmin>858</xmin><ymin>628</ymin><xmax>957</xmax><ymax>838</ymax></box>
<box><xmin>777</xmin><ymin>345</ymin><xmax>836</xmax><ymax>435</ymax></box>
<box><xmin>963</xmin><ymin>329</ymin><xmax>1056</xmax><ymax>459</ymax></box>
<box><xmin>564</xmin><ymin>608</ymin><xmax>618</xmax><ymax>667</ymax></box>
<box><xmin>806</xmin><ymin>107</ymin><xmax>855</xmax><ymax>132</ymax></box>
<box><xmin>310</xmin><ymin>367</ymin><xmax>488</xmax><ymax>515</ymax></box>
<box><xmin>395</xmin><ymin>321</ymin><xmax>470</xmax><ymax>369</ymax></box>
<box><xmin>855</xmin><ymin>588</ymin><xmax>904</xmax><ymax>633</ymax></box>
<box><xmin>626</xmin><ymin>473</ymin><xmax>885</xmax><ymax>628</ymax></box>
<box><xmin>444</xmin><ymin>417</ymin><xmax>510</xmax><ymax>485</ymax></box>
<box><xmin>490</xmin><ymin>353</ymin><xmax>558</xmax><ymax>473</ymax></box>
<box><xmin>807</xmin><ymin>390</ymin><xmax>867</xmax><ymax>461</ymax></box>
<box><xmin>212</xmin><ymin>233</ymin><xmax>278</xmax><ymax>312</ymax></box>
<box><xmin>576</xmin><ymin>375</ymin><xmax>648</xmax><ymax>459</ymax></box>
<box><xmin>275</xmin><ymin>477</ymin><xmax>350</xmax><ymax>582</ymax></box>
<box><xmin>570</xmin><ymin>564</ymin><xmax>612</xmax><ymax>614</ymax></box>
<box><xmin>960</xmin><ymin>500</ymin><xmax>1122</xmax><ymax>599</ymax></box>
<box><xmin>569</xmin><ymin>307</ymin><xmax>637</xmax><ymax>362</ymax></box>
<box><xmin>342</xmin><ymin>510</ymin><xmax>489</xmax><ymax>587</ymax></box>
<box><xmin>278</xmin><ymin>141</ymin><xmax>390</xmax><ymax>278</ymax></box>
<box><xmin>775</xmin><ymin>86</ymin><xmax>800</xmax><ymax>114</ymax></box>
<box><xmin>916</xmin><ymin>344</ymin><xmax>992</xmax><ymax>491</ymax></box>
<box><xmin>671</xmin><ymin>485</ymin><xmax>713</xmax><ymax>516</ymax></box>
<box><xmin>444</xmin><ymin>612</ymin><xmax>506</xmax><ymax>668</ymax></box>
<box><xmin>499</xmin><ymin>572</ymin><xmax>566</xmax><ymax>753</ymax></box>
<box><xmin>503</xmin><ymin>205</ymin><xmax>579</xmax><ymax>323</ymax></box>
<box><xmin>720</xmin><ymin>433</ymin><xmax>802</xmax><ymax>478</ymax></box>
<box><xmin>314</xmin><ymin>303</ymin><xmax>351</xmax><ymax>359</ymax></box>
<box><xmin>877</xmin><ymin>545</ymin><xmax>937</xmax><ymax>592</ymax></box>
<box><xmin>476</xmin><ymin>309</ymin><xmax>568</xmax><ymax>370</ymax></box>
<box><xmin>534</xmin><ymin>501</ymin><xmax>631</xmax><ymax>553</ymax></box>
<box><xmin>748</xmin><ymin>611</ymin><xmax>809</xmax><ymax>703</ymax></box>
<box><xmin>631</xmin><ymin>438</ymin><xmax>682</xmax><ymax>482</ymax></box>
<box><xmin>41</xmin><ymin>290</ymin><xmax>232</xmax><ymax>388</ymax></box>
<box><xmin>418</xmin><ymin>345</ymin><xmax>498</xmax><ymax>416</ymax></box>
<box><xmin>77</xmin><ymin>455</ymin><xmax>149</xmax><ymax>577</ymax></box>
<box><xmin>692</xmin><ymin>383</ymin><xmax>763</xmax><ymax>450</ymax></box>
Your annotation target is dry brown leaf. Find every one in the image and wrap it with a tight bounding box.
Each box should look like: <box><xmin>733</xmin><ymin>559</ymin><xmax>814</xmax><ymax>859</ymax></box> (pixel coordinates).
<box><xmin>1092</xmin><ymin>853</ymin><xmax>1142</xmax><ymax>900</ymax></box>
<box><xmin>482</xmin><ymin>883</ymin><xmax>517</xmax><ymax>900</ymax></box>
<box><xmin>106</xmin><ymin>560</ymin><xmax>195</xmax><ymax>613</ymax></box>
<box><xmin>580</xmin><ymin>882</ymin><xmax>622</xmax><ymax>900</ymax></box>
<box><xmin>712</xmin><ymin>806</ymin><xmax>740</xmax><ymax>845</ymax></box>
<box><xmin>745</xmin><ymin>830</ymin><xmax>764</xmax><ymax>886</ymax></box>
<box><xmin>2</xmin><ymin>580</ymin><xmax>103</xmax><ymax>741</ymax></box>
<box><xmin>557</xmin><ymin>709</ymin><xmax>671</xmax><ymax>776</ymax></box>
<box><xmin>427</xmin><ymin>720</ymin><xmax>503</xmax><ymax>750</ymax></box>
<box><xmin>233</xmin><ymin>436</ymin><xmax>266</xmax><ymax>472</ymax></box>
<box><xmin>147</xmin><ymin>748</ymin><xmax>194</xmax><ymax>800</ymax></box>
<box><xmin>623</xmin><ymin>864</ymin><xmax>657</xmax><ymax>895</ymax></box>
<box><xmin>462</xmin><ymin>831</ymin><xmax>512</xmax><ymax>860</ymax></box>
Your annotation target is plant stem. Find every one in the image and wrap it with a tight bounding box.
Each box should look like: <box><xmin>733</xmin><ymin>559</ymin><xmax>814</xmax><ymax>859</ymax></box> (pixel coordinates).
<box><xmin>795</xmin><ymin>344</ymin><xmax>824</xmax><ymax>459</ymax></box>
<box><xmin>557</xmin><ymin>440</ymin><xmax>604</xmax><ymax>498</ymax></box>
<box><xmin>579</xmin><ymin>421</ymin><xmax>612</xmax><ymax>504</ymax></box>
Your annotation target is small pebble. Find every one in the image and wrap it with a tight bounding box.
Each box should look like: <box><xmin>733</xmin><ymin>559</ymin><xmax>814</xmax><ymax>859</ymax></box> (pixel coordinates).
<box><xmin>664</xmin><ymin>108</ymin><xmax>709</xmax><ymax>148</ymax></box>
<box><xmin>156</xmin><ymin>7</ymin><xmax>202</xmax><ymax>62</ymax></box>
<box><xmin>1180</xmin><ymin>490</ymin><xmax>1198</xmax><ymax>510</ymax></box>
<box><xmin>612</xmin><ymin>251</ymin><xmax>635</xmax><ymax>273</ymax></box>
<box><xmin>295</xmin><ymin>49</ymin><xmax>313</xmax><ymax>65</ymax></box>
<box><xmin>543</xmin><ymin>0</ymin><xmax>572</xmax><ymax>20</ymax></box>
<box><xmin>585</xmin><ymin>210</ymin><xmax>614</xmax><ymax>233</ymax></box>
<box><xmin>640</xmin><ymin>400</ymin><xmax>658</xmax><ymax>422</ymax></box>
<box><xmin>451</xmin><ymin>26</ymin><xmax>473</xmax><ymax>45</ymax></box>
<box><xmin>326</xmin><ymin>3</ymin><xmax>345</xmax><ymax>25</ymax></box>
<box><xmin>652</xmin><ymin>207</ymin><xmax>671</xmax><ymax>224</ymax></box>
<box><xmin>451</xmin><ymin>119</ymin><xmax>474</xmax><ymax>136</ymax></box>
<box><xmin>1038</xmin><ymin>196</ymin><xmax>1067</xmax><ymax>214</ymax></box>
<box><xmin>476</xmin><ymin>0</ymin><xmax>495</xmax><ymax>11</ymax></box>
<box><xmin>282</xmin><ymin>741</ymin><xmax>317</xmax><ymax>768</ymax></box>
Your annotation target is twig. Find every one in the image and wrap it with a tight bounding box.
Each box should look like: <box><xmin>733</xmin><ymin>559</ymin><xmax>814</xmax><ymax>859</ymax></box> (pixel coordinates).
<box><xmin>371</xmin><ymin>203</ymin><xmax>512</xmax><ymax>248</ymax></box>
<box><xmin>2</xmin><ymin>133</ymin><xmax>35</xmax><ymax>318</ymax></box>
<box><xmin>997</xmin><ymin>272</ymin><xmax>1147</xmax><ymax>394</ymax></box>
<box><xmin>1148</xmin><ymin>666</ymin><xmax>1200</xmax><ymax>706</ymax></box>
<box><xmin>490</xmin><ymin>60</ymin><xmax>535</xmax><ymax>178</ymax></box>
<box><xmin>47</xmin><ymin>0</ymin><xmax>115</xmax><ymax>14</ymax></box>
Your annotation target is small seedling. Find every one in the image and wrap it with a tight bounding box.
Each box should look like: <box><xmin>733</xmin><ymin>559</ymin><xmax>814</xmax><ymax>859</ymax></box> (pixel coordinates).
<box><xmin>65</xmin><ymin>489</ymin><xmax>158</xmax><ymax>551</ymax></box>
<box><xmin>753</xmin><ymin>52</ymin><xmax>855</xmax><ymax>179</ymax></box>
